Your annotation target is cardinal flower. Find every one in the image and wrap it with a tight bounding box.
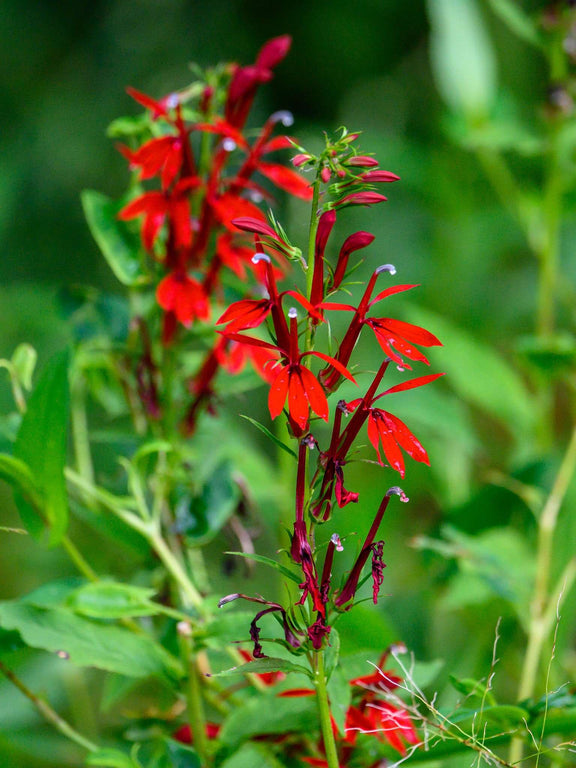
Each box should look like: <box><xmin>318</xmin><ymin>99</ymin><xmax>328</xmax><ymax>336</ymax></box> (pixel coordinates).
<box><xmin>156</xmin><ymin>270</ymin><xmax>209</xmax><ymax>326</ymax></box>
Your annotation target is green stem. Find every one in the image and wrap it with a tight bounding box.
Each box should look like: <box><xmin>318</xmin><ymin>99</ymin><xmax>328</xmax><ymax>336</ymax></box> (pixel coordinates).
<box><xmin>148</xmin><ymin>530</ymin><xmax>204</xmax><ymax>612</ymax></box>
<box><xmin>509</xmin><ymin>423</ymin><xmax>576</xmax><ymax>764</ymax></box>
<box><xmin>313</xmin><ymin>650</ymin><xmax>340</xmax><ymax>768</ymax></box>
<box><xmin>179</xmin><ymin>625</ymin><xmax>211</xmax><ymax>766</ymax></box>
<box><xmin>0</xmin><ymin>660</ymin><xmax>98</xmax><ymax>753</ymax></box>
<box><xmin>61</xmin><ymin>535</ymin><xmax>98</xmax><ymax>582</ymax></box>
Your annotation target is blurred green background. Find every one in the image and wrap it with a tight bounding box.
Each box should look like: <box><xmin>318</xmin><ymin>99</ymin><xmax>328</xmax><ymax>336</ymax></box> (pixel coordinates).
<box><xmin>1</xmin><ymin>0</ymin><xmax>575</xmax><ymax>766</ymax></box>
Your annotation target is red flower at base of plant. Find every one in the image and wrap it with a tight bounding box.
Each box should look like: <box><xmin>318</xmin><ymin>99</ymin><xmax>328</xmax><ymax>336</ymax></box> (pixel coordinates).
<box><xmin>156</xmin><ymin>271</ymin><xmax>209</xmax><ymax>326</ymax></box>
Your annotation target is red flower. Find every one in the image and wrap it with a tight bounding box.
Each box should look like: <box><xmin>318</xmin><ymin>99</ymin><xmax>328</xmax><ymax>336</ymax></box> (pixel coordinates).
<box><xmin>365</xmin><ymin>316</ymin><xmax>440</xmax><ymax>368</ymax></box>
<box><xmin>118</xmin><ymin>177</ymin><xmax>200</xmax><ymax>251</ymax></box>
<box><xmin>156</xmin><ymin>271</ymin><xmax>209</xmax><ymax>326</ymax></box>
<box><xmin>118</xmin><ymin>135</ymin><xmax>184</xmax><ymax>189</ymax></box>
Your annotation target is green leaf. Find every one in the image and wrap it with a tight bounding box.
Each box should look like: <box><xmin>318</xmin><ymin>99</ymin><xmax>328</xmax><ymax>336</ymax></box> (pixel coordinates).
<box><xmin>219</xmin><ymin>690</ymin><xmax>317</xmax><ymax>747</ymax></box>
<box><xmin>14</xmin><ymin>349</ymin><xmax>70</xmax><ymax>545</ymax></box>
<box><xmin>200</xmin><ymin>610</ymin><xmax>261</xmax><ymax>649</ymax></box>
<box><xmin>220</xmin><ymin>743</ymin><xmax>286</xmax><ymax>768</ymax></box>
<box><xmin>486</xmin><ymin>0</ymin><xmax>542</xmax><ymax>48</ymax></box>
<box><xmin>225</xmin><ymin>551</ymin><xmax>302</xmax><ymax>585</ymax></box>
<box><xmin>180</xmin><ymin>461</ymin><xmax>240</xmax><ymax>545</ymax></box>
<box><xmin>0</xmin><ymin>602</ymin><xmax>181</xmax><ymax>679</ymax></box>
<box><xmin>212</xmin><ymin>656</ymin><xmax>310</xmax><ymax>678</ymax></box>
<box><xmin>81</xmin><ymin>190</ymin><xmax>148</xmax><ymax>286</ymax></box>
<box><xmin>405</xmin><ymin>306</ymin><xmax>535</xmax><ymax>443</ymax></box>
<box><xmin>0</xmin><ymin>454</ymin><xmax>44</xmax><ymax>513</ymax></box>
<box><xmin>66</xmin><ymin>582</ymin><xmax>161</xmax><ymax>619</ymax></box>
<box><xmin>240</xmin><ymin>415</ymin><xmax>298</xmax><ymax>460</ymax></box>
<box><xmin>86</xmin><ymin>748</ymin><xmax>139</xmax><ymax>768</ymax></box>
<box><xmin>428</xmin><ymin>0</ymin><xmax>497</xmax><ymax>119</ymax></box>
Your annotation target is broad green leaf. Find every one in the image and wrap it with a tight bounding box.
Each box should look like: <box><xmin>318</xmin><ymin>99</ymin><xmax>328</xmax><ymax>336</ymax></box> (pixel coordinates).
<box><xmin>0</xmin><ymin>454</ymin><xmax>43</xmax><ymax>513</ymax></box>
<box><xmin>220</xmin><ymin>742</ymin><xmax>286</xmax><ymax>768</ymax></box>
<box><xmin>327</xmin><ymin>665</ymin><xmax>350</xmax><ymax>736</ymax></box>
<box><xmin>225</xmin><ymin>551</ymin><xmax>302</xmax><ymax>584</ymax></box>
<box><xmin>0</xmin><ymin>602</ymin><xmax>181</xmax><ymax>679</ymax></box>
<box><xmin>66</xmin><ymin>582</ymin><xmax>161</xmax><ymax>619</ymax></box>
<box><xmin>212</xmin><ymin>656</ymin><xmax>309</xmax><ymax>678</ymax></box>
<box><xmin>240</xmin><ymin>415</ymin><xmax>298</xmax><ymax>460</ymax></box>
<box><xmin>486</xmin><ymin>0</ymin><xmax>542</xmax><ymax>48</ymax></box>
<box><xmin>428</xmin><ymin>0</ymin><xmax>497</xmax><ymax>119</ymax></box>
<box><xmin>86</xmin><ymin>748</ymin><xmax>140</xmax><ymax>768</ymax></box>
<box><xmin>82</xmin><ymin>190</ymin><xmax>148</xmax><ymax>286</ymax></box>
<box><xmin>180</xmin><ymin>461</ymin><xmax>240</xmax><ymax>545</ymax></box>
<box><xmin>405</xmin><ymin>306</ymin><xmax>535</xmax><ymax>443</ymax></box>
<box><xmin>14</xmin><ymin>349</ymin><xmax>70</xmax><ymax>545</ymax></box>
<box><xmin>219</xmin><ymin>690</ymin><xmax>317</xmax><ymax>746</ymax></box>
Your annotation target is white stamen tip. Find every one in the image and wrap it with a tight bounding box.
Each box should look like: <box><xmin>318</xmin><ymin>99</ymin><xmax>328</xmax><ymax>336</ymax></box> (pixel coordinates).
<box><xmin>271</xmin><ymin>110</ymin><xmax>294</xmax><ymax>127</ymax></box>
<box><xmin>288</xmin><ymin>307</ymin><xmax>298</xmax><ymax>319</ymax></box>
<box><xmin>387</xmin><ymin>486</ymin><xmax>409</xmax><ymax>503</ymax></box>
<box><xmin>396</xmin><ymin>365</ymin><xmax>405</xmax><ymax>372</ymax></box>
<box><xmin>376</xmin><ymin>264</ymin><xmax>397</xmax><ymax>276</ymax></box>
<box><xmin>222</xmin><ymin>137</ymin><xmax>237</xmax><ymax>152</ymax></box>
<box><xmin>331</xmin><ymin>533</ymin><xmax>344</xmax><ymax>551</ymax></box>
<box><xmin>251</xmin><ymin>252</ymin><xmax>271</xmax><ymax>264</ymax></box>
<box><xmin>166</xmin><ymin>93</ymin><xmax>180</xmax><ymax>109</ymax></box>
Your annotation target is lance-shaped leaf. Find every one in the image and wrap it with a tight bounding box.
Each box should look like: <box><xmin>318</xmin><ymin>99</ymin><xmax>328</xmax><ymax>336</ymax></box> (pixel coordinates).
<box><xmin>13</xmin><ymin>349</ymin><xmax>70</xmax><ymax>546</ymax></box>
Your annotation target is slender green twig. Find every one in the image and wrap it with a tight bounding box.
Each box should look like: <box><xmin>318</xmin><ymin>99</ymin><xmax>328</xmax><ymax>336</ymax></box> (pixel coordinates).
<box><xmin>509</xmin><ymin>424</ymin><xmax>576</xmax><ymax>764</ymax></box>
<box><xmin>179</xmin><ymin>623</ymin><xmax>211</xmax><ymax>766</ymax></box>
<box><xmin>0</xmin><ymin>660</ymin><xmax>98</xmax><ymax>753</ymax></box>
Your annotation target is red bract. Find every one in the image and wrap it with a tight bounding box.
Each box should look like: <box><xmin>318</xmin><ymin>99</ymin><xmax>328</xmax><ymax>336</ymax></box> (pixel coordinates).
<box><xmin>156</xmin><ymin>271</ymin><xmax>209</xmax><ymax>326</ymax></box>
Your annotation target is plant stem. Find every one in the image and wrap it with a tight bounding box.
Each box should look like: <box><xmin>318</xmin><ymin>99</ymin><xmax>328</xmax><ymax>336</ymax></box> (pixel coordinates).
<box><xmin>0</xmin><ymin>660</ymin><xmax>98</xmax><ymax>753</ymax></box>
<box><xmin>509</xmin><ymin>423</ymin><xmax>576</xmax><ymax>764</ymax></box>
<box><xmin>61</xmin><ymin>535</ymin><xmax>98</xmax><ymax>582</ymax></box>
<box><xmin>148</xmin><ymin>529</ymin><xmax>204</xmax><ymax>612</ymax></box>
<box><xmin>179</xmin><ymin>625</ymin><xmax>211</xmax><ymax>765</ymax></box>
<box><xmin>313</xmin><ymin>650</ymin><xmax>340</xmax><ymax>768</ymax></box>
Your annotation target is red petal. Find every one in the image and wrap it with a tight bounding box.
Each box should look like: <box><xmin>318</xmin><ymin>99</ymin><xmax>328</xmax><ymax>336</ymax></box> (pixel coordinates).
<box><xmin>306</xmin><ymin>351</ymin><xmax>356</xmax><ymax>383</ymax></box>
<box><xmin>383</xmin><ymin>411</ymin><xmax>429</xmax><ymax>465</ymax></box>
<box><xmin>288</xmin><ymin>369</ymin><xmax>310</xmax><ymax>430</ymax></box>
<box><xmin>256</xmin><ymin>35</ymin><xmax>292</xmax><ymax>70</ymax></box>
<box><xmin>268</xmin><ymin>366</ymin><xmax>290</xmax><ymax>420</ymax></box>
<box><xmin>368</xmin><ymin>284</ymin><xmax>419</xmax><ymax>306</ymax></box>
<box><xmin>262</xmin><ymin>135</ymin><xmax>294</xmax><ymax>153</ymax></box>
<box><xmin>231</xmin><ymin>216</ymin><xmax>278</xmax><ymax>239</ymax></box>
<box><xmin>377</xmin><ymin>317</ymin><xmax>442</xmax><ymax>347</ymax></box>
<box><xmin>299</xmin><ymin>366</ymin><xmax>329</xmax><ymax>421</ymax></box>
<box><xmin>258</xmin><ymin>162</ymin><xmax>314</xmax><ymax>200</ymax></box>
<box><xmin>380</xmin><ymin>372</ymin><xmax>445</xmax><ymax>397</ymax></box>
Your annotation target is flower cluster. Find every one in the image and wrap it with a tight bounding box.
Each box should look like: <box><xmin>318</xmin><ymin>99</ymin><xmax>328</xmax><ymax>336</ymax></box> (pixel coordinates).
<box><xmin>112</xmin><ymin>36</ymin><xmax>314</xmax><ymax>433</ymax></box>
<box><xmin>218</xmin><ymin>129</ymin><xmax>443</xmax><ymax>661</ymax></box>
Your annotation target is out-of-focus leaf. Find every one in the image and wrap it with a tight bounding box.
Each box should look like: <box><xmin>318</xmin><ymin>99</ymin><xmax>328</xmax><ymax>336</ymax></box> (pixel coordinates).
<box><xmin>0</xmin><ymin>602</ymin><xmax>181</xmax><ymax>679</ymax></box>
<box><xmin>199</xmin><ymin>611</ymin><xmax>259</xmax><ymax>649</ymax></box>
<box><xmin>178</xmin><ymin>462</ymin><xmax>240</xmax><ymax>545</ymax></box>
<box><xmin>13</xmin><ymin>349</ymin><xmax>70</xmax><ymax>546</ymax></box>
<box><xmin>219</xmin><ymin>690</ymin><xmax>317</xmax><ymax>747</ymax></box>
<box><xmin>66</xmin><ymin>582</ymin><xmax>161</xmax><ymax>619</ymax></box>
<box><xmin>428</xmin><ymin>0</ymin><xmax>497</xmax><ymax>119</ymax></box>
<box><xmin>0</xmin><ymin>454</ymin><xmax>43</xmax><ymax>512</ymax></box>
<box><xmin>11</xmin><ymin>343</ymin><xmax>37</xmax><ymax>390</ymax></box>
<box><xmin>327</xmin><ymin>665</ymin><xmax>350</xmax><ymax>736</ymax></box>
<box><xmin>82</xmin><ymin>190</ymin><xmax>148</xmax><ymax>287</ymax></box>
<box><xmin>86</xmin><ymin>748</ymin><xmax>140</xmax><ymax>768</ymax></box>
<box><xmin>516</xmin><ymin>333</ymin><xmax>576</xmax><ymax>375</ymax></box>
<box><xmin>486</xmin><ymin>0</ymin><xmax>542</xmax><ymax>48</ymax></box>
<box><xmin>405</xmin><ymin>306</ymin><xmax>535</xmax><ymax>443</ymax></box>
<box><xmin>220</xmin><ymin>742</ymin><xmax>286</xmax><ymax>768</ymax></box>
